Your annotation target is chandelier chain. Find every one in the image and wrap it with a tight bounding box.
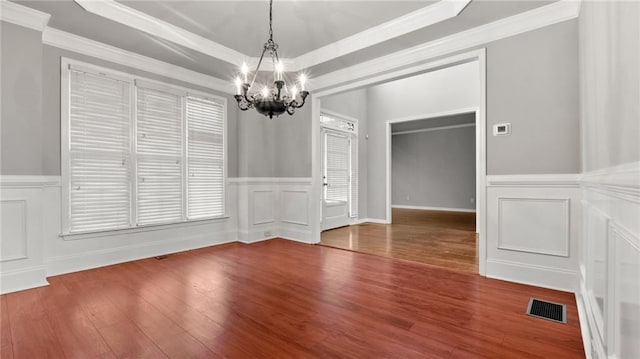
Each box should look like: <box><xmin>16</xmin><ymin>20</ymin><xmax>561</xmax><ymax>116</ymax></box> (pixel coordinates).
<box><xmin>269</xmin><ymin>0</ymin><xmax>273</xmax><ymax>41</ymax></box>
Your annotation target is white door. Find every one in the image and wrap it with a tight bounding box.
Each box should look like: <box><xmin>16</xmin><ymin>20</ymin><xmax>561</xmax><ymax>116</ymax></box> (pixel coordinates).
<box><xmin>321</xmin><ymin>128</ymin><xmax>357</xmax><ymax>231</ymax></box>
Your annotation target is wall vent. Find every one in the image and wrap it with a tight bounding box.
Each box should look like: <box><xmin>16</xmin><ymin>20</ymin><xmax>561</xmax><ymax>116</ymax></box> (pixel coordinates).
<box><xmin>526</xmin><ymin>298</ymin><xmax>566</xmax><ymax>323</ymax></box>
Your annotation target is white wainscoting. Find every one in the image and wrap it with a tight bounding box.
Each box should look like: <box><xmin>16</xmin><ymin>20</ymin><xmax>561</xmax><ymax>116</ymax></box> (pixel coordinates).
<box><xmin>0</xmin><ymin>176</ymin><xmax>239</xmax><ymax>294</ymax></box>
<box><xmin>577</xmin><ymin>162</ymin><xmax>639</xmax><ymax>359</ymax></box>
<box><xmin>0</xmin><ymin>176</ymin><xmax>59</xmax><ymax>293</ymax></box>
<box><xmin>486</xmin><ymin>174</ymin><xmax>581</xmax><ymax>292</ymax></box>
<box><xmin>232</xmin><ymin>178</ymin><xmax>313</xmax><ymax>244</ymax></box>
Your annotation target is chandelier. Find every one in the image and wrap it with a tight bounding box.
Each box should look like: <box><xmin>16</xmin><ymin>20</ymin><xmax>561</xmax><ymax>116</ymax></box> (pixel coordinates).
<box><xmin>234</xmin><ymin>0</ymin><xmax>309</xmax><ymax>119</ymax></box>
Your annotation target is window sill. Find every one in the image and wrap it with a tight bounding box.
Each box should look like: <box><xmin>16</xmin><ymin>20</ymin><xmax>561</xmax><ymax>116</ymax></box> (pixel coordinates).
<box><xmin>325</xmin><ymin>200</ymin><xmax>347</xmax><ymax>206</ymax></box>
<box><xmin>60</xmin><ymin>216</ymin><xmax>230</xmax><ymax>241</ymax></box>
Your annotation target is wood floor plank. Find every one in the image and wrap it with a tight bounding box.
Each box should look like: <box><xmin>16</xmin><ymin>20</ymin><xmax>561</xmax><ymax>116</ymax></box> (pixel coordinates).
<box><xmin>1</xmin><ymin>296</ymin><xmax>14</xmax><ymax>359</ymax></box>
<box><xmin>5</xmin><ymin>288</ymin><xmax>66</xmax><ymax>358</ymax></box>
<box><xmin>321</xmin><ymin>208</ymin><xmax>478</xmax><ymax>272</ymax></box>
<box><xmin>0</xmin><ymin>238</ymin><xmax>584</xmax><ymax>358</ymax></box>
<box><xmin>98</xmin><ymin>320</ymin><xmax>168</xmax><ymax>359</ymax></box>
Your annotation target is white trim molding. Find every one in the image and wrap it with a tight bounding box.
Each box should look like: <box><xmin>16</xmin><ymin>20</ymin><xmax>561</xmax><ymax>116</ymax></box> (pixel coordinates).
<box><xmin>486</xmin><ymin>258</ymin><xmax>579</xmax><ymax>293</ymax></box>
<box><xmin>581</xmin><ymin>161</ymin><xmax>640</xmax><ymax>202</ymax></box>
<box><xmin>486</xmin><ymin>173</ymin><xmax>581</xmax><ymax>292</ymax></box>
<box><xmin>392</xmin><ymin>123</ymin><xmax>475</xmax><ymax>136</ymax></box>
<box><xmin>497</xmin><ymin>197</ymin><xmax>570</xmax><ymax>257</ymax></box>
<box><xmin>1</xmin><ymin>177</ymin><xmax>54</xmax><ymax>294</ymax></box>
<box><xmin>487</xmin><ymin>173</ymin><xmax>581</xmax><ymax>187</ymax></box>
<box><xmin>74</xmin><ymin>0</ymin><xmax>247</xmax><ymax>67</ymax></box>
<box><xmin>0</xmin><ymin>175</ymin><xmax>61</xmax><ymax>188</ymax></box>
<box><xmin>293</xmin><ymin>0</ymin><xmax>470</xmax><ymax>70</ymax></box>
<box><xmin>65</xmin><ymin>0</ymin><xmax>578</xmax><ymax>80</ymax></box>
<box><xmin>70</xmin><ymin>0</ymin><xmax>469</xmax><ymax>72</ymax></box>
<box><xmin>234</xmin><ymin>177</ymin><xmax>314</xmax><ymax>244</ymax></box>
<box><xmin>43</xmin><ymin>28</ymin><xmax>233</xmax><ymax>95</ymax></box>
<box><xmin>311</xmin><ymin>0</ymin><xmax>580</xmax><ymax>90</ymax></box>
<box><xmin>578</xmin><ymin>161</ymin><xmax>640</xmax><ymax>359</ymax></box>
<box><xmin>392</xmin><ymin>205</ymin><xmax>476</xmax><ymax>213</ymax></box>
<box><xmin>0</xmin><ymin>1</ymin><xmax>50</xmax><ymax>32</ymax></box>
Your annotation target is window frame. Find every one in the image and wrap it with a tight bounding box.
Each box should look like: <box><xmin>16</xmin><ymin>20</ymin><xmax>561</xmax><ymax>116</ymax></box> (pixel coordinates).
<box><xmin>60</xmin><ymin>58</ymin><xmax>228</xmax><ymax>238</ymax></box>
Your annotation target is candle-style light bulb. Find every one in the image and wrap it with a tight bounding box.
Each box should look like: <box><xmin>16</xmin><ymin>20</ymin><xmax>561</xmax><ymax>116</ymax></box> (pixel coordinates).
<box><xmin>299</xmin><ymin>74</ymin><xmax>307</xmax><ymax>92</ymax></box>
<box><xmin>235</xmin><ymin>77</ymin><xmax>242</xmax><ymax>95</ymax></box>
<box><xmin>290</xmin><ymin>86</ymin><xmax>297</xmax><ymax>100</ymax></box>
<box><xmin>276</xmin><ymin>61</ymin><xmax>284</xmax><ymax>81</ymax></box>
<box><xmin>261</xmin><ymin>86</ymin><xmax>270</xmax><ymax>98</ymax></box>
<box><xmin>241</xmin><ymin>62</ymin><xmax>249</xmax><ymax>83</ymax></box>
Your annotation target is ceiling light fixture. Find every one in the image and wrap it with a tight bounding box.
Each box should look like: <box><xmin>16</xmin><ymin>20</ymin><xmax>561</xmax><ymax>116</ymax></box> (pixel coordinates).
<box><xmin>234</xmin><ymin>0</ymin><xmax>309</xmax><ymax>119</ymax></box>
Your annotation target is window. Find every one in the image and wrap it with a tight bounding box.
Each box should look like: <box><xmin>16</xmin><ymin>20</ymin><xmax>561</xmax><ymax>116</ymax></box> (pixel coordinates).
<box><xmin>62</xmin><ymin>60</ymin><xmax>226</xmax><ymax>234</ymax></box>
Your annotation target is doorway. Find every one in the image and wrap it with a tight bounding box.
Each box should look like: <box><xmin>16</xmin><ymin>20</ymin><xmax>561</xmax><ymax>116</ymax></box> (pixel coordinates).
<box><xmin>320</xmin><ymin>112</ymin><xmax>358</xmax><ymax>231</ymax></box>
<box><xmin>310</xmin><ymin>50</ymin><xmax>487</xmax><ymax>275</ymax></box>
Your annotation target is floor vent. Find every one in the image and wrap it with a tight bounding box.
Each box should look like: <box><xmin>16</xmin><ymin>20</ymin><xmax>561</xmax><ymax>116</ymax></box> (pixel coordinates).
<box><xmin>526</xmin><ymin>298</ymin><xmax>566</xmax><ymax>323</ymax></box>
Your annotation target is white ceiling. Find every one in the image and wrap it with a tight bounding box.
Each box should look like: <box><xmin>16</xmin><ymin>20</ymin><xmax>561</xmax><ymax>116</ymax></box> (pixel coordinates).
<box><xmin>15</xmin><ymin>0</ymin><xmax>558</xmax><ymax>79</ymax></box>
<box><xmin>119</xmin><ymin>1</ymin><xmax>435</xmax><ymax>58</ymax></box>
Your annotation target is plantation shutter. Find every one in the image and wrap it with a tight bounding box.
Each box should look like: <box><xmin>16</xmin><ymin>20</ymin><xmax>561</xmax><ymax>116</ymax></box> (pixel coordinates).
<box><xmin>349</xmin><ymin>136</ymin><xmax>358</xmax><ymax>218</ymax></box>
<box><xmin>68</xmin><ymin>69</ymin><xmax>131</xmax><ymax>233</ymax></box>
<box><xmin>325</xmin><ymin>132</ymin><xmax>349</xmax><ymax>202</ymax></box>
<box><xmin>186</xmin><ymin>95</ymin><xmax>225</xmax><ymax>219</ymax></box>
<box><xmin>136</xmin><ymin>86</ymin><xmax>183</xmax><ymax>225</ymax></box>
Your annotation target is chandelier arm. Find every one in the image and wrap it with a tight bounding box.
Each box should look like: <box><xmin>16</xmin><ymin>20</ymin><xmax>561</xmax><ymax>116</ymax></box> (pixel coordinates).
<box><xmin>250</xmin><ymin>47</ymin><xmax>269</xmax><ymax>89</ymax></box>
<box><xmin>293</xmin><ymin>92</ymin><xmax>309</xmax><ymax>108</ymax></box>
<box><xmin>286</xmin><ymin>106</ymin><xmax>296</xmax><ymax>116</ymax></box>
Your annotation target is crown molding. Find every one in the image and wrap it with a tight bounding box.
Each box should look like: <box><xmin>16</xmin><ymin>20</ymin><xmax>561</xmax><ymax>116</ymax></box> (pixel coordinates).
<box><xmin>73</xmin><ymin>0</ymin><xmax>247</xmax><ymax>67</ymax></box>
<box><xmin>43</xmin><ymin>27</ymin><xmax>234</xmax><ymax>95</ymax></box>
<box><xmin>311</xmin><ymin>0</ymin><xmax>581</xmax><ymax>91</ymax></box>
<box><xmin>293</xmin><ymin>0</ymin><xmax>470</xmax><ymax>70</ymax></box>
<box><xmin>70</xmin><ymin>0</ymin><xmax>469</xmax><ymax>73</ymax></box>
<box><xmin>0</xmin><ymin>1</ymin><xmax>51</xmax><ymax>32</ymax></box>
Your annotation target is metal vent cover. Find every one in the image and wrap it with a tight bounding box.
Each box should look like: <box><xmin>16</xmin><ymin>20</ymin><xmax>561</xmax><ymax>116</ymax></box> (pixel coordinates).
<box><xmin>526</xmin><ymin>298</ymin><xmax>566</xmax><ymax>323</ymax></box>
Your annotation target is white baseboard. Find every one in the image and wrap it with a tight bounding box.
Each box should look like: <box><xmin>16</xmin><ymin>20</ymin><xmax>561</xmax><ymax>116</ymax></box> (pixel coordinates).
<box><xmin>392</xmin><ymin>204</ymin><xmax>476</xmax><ymax>213</ymax></box>
<box><xmin>485</xmin><ymin>258</ymin><xmax>578</xmax><ymax>292</ymax></box>
<box><xmin>279</xmin><ymin>226</ymin><xmax>313</xmax><ymax>244</ymax></box>
<box><xmin>1</xmin><ymin>265</ymin><xmax>49</xmax><ymax>294</ymax></box>
<box><xmin>360</xmin><ymin>218</ymin><xmax>391</xmax><ymax>224</ymax></box>
<box><xmin>237</xmin><ymin>229</ymin><xmax>278</xmax><ymax>244</ymax></box>
<box><xmin>575</xmin><ymin>292</ymin><xmax>594</xmax><ymax>359</ymax></box>
<box><xmin>45</xmin><ymin>231</ymin><xmax>236</xmax><ymax>276</ymax></box>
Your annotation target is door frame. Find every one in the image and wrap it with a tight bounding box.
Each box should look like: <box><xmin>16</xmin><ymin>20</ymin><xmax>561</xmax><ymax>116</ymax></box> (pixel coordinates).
<box><xmin>310</xmin><ymin>48</ymin><xmax>487</xmax><ymax>275</ymax></box>
<box><xmin>386</xmin><ymin>107</ymin><xmax>485</xmax><ymax>275</ymax></box>
<box><xmin>320</xmin><ymin>125</ymin><xmax>357</xmax><ymax>231</ymax></box>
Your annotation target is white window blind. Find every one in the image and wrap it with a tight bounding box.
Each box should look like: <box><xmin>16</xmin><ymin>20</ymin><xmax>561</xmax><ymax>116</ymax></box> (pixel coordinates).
<box><xmin>349</xmin><ymin>137</ymin><xmax>358</xmax><ymax>218</ymax></box>
<box><xmin>136</xmin><ymin>87</ymin><xmax>184</xmax><ymax>225</ymax></box>
<box><xmin>325</xmin><ymin>132</ymin><xmax>349</xmax><ymax>202</ymax></box>
<box><xmin>68</xmin><ymin>69</ymin><xmax>131</xmax><ymax>233</ymax></box>
<box><xmin>186</xmin><ymin>95</ymin><xmax>225</xmax><ymax>219</ymax></box>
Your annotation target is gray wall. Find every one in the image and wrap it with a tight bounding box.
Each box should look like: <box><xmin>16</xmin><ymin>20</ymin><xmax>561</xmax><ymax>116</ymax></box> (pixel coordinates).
<box><xmin>236</xmin><ymin>100</ymin><xmax>311</xmax><ymax>178</ymax></box>
<box><xmin>392</xmin><ymin>124</ymin><xmax>476</xmax><ymax>211</ymax></box>
<box><xmin>321</xmin><ymin>88</ymin><xmax>368</xmax><ymax>218</ymax></box>
<box><xmin>1</xmin><ymin>22</ymin><xmax>43</xmax><ymax>175</ymax></box>
<box><xmin>38</xmin><ymin>45</ymin><xmax>239</xmax><ymax>177</ymax></box>
<box><xmin>362</xmin><ymin>20</ymin><xmax>580</xmax><ymax>220</ymax></box>
<box><xmin>486</xmin><ymin>19</ymin><xmax>580</xmax><ymax>175</ymax></box>
<box><xmin>579</xmin><ymin>3</ymin><xmax>639</xmax><ymax>171</ymax></box>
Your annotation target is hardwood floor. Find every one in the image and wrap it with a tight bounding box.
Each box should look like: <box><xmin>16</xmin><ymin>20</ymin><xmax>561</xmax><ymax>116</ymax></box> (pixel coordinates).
<box><xmin>0</xmin><ymin>239</ymin><xmax>584</xmax><ymax>358</ymax></box>
<box><xmin>321</xmin><ymin>208</ymin><xmax>478</xmax><ymax>272</ymax></box>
